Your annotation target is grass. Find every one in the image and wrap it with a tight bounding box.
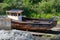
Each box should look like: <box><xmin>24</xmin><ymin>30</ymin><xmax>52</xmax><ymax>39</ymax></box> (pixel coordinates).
<box><xmin>58</xmin><ymin>21</ymin><xmax>60</xmax><ymax>24</ymax></box>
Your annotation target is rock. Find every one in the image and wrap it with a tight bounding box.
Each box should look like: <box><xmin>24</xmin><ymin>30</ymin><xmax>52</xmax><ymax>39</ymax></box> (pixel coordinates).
<box><xmin>0</xmin><ymin>29</ymin><xmax>35</xmax><ymax>40</ymax></box>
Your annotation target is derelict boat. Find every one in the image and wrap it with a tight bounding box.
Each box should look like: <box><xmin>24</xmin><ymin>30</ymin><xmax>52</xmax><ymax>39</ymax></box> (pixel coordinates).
<box><xmin>6</xmin><ymin>9</ymin><xmax>57</xmax><ymax>31</ymax></box>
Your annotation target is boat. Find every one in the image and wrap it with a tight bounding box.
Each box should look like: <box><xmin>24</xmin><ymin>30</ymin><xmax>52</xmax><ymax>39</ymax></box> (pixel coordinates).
<box><xmin>6</xmin><ymin>9</ymin><xmax>57</xmax><ymax>31</ymax></box>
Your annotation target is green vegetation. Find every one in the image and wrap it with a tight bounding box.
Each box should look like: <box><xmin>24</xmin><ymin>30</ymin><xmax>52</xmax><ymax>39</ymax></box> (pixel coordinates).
<box><xmin>0</xmin><ymin>0</ymin><xmax>60</xmax><ymax>19</ymax></box>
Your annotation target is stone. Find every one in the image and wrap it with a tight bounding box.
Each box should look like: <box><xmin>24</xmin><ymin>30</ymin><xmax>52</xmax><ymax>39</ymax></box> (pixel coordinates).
<box><xmin>0</xmin><ymin>30</ymin><xmax>35</xmax><ymax>40</ymax></box>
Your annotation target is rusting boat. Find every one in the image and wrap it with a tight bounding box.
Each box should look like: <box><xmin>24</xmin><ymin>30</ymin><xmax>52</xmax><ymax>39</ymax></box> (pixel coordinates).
<box><xmin>6</xmin><ymin>9</ymin><xmax>57</xmax><ymax>31</ymax></box>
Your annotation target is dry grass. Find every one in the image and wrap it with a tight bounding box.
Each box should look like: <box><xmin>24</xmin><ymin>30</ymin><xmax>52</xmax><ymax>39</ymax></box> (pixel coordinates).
<box><xmin>57</xmin><ymin>21</ymin><xmax>60</xmax><ymax>24</ymax></box>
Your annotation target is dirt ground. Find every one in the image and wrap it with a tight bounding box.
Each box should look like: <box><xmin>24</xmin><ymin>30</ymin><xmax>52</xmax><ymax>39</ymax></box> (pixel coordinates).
<box><xmin>34</xmin><ymin>36</ymin><xmax>51</xmax><ymax>40</ymax></box>
<box><xmin>35</xmin><ymin>24</ymin><xmax>60</xmax><ymax>40</ymax></box>
<box><xmin>51</xmin><ymin>24</ymin><xmax>60</xmax><ymax>31</ymax></box>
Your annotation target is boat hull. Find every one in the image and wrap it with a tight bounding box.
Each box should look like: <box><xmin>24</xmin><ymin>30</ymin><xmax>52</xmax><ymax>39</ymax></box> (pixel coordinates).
<box><xmin>11</xmin><ymin>20</ymin><xmax>57</xmax><ymax>31</ymax></box>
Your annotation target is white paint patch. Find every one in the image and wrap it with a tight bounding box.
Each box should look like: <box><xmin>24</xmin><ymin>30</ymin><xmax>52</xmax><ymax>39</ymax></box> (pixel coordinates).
<box><xmin>8</xmin><ymin>15</ymin><xmax>18</xmax><ymax>20</ymax></box>
<box><xmin>8</xmin><ymin>15</ymin><xmax>22</xmax><ymax>21</ymax></box>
